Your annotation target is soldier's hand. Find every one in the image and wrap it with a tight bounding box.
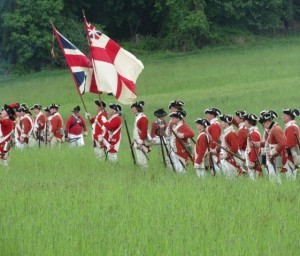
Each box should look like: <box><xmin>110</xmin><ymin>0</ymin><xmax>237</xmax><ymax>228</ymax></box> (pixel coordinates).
<box><xmin>85</xmin><ymin>112</ymin><xmax>91</xmax><ymax>119</ymax></box>
<box><xmin>136</xmin><ymin>143</ymin><xmax>142</xmax><ymax>149</ymax></box>
<box><xmin>20</xmin><ymin>137</ymin><xmax>24</xmax><ymax>143</ymax></box>
<box><xmin>210</xmin><ymin>148</ymin><xmax>217</xmax><ymax>155</ymax></box>
<box><xmin>83</xmin><ymin>131</ymin><xmax>88</xmax><ymax>136</ymax></box>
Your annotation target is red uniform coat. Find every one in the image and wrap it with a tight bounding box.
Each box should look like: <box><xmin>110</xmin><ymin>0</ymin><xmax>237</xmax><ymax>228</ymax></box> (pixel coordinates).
<box><xmin>133</xmin><ymin>113</ymin><xmax>149</xmax><ymax>144</ymax></box>
<box><xmin>65</xmin><ymin>115</ymin><xmax>87</xmax><ymax>135</ymax></box>
<box><xmin>91</xmin><ymin>111</ymin><xmax>108</xmax><ymax>147</ymax></box>
<box><xmin>0</xmin><ymin>117</ymin><xmax>14</xmax><ymax>158</ymax></box>
<box><xmin>220</xmin><ymin>126</ymin><xmax>243</xmax><ymax>171</ymax></box>
<box><xmin>20</xmin><ymin>114</ymin><xmax>33</xmax><ymax>143</ymax></box>
<box><xmin>49</xmin><ymin>112</ymin><xmax>63</xmax><ymax>139</ymax></box>
<box><xmin>267</xmin><ymin>123</ymin><xmax>286</xmax><ymax>156</ymax></box>
<box><xmin>150</xmin><ymin>119</ymin><xmax>167</xmax><ymax>138</ymax></box>
<box><xmin>103</xmin><ymin>114</ymin><xmax>122</xmax><ymax>153</ymax></box>
<box><xmin>237</xmin><ymin>122</ymin><xmax>248</xmax><ymax>151</ymax></box>
<box><xmin>246</xmin><ymin>127</ymin><xmax>261</xmax><ymax>170</ymax></box>
<box><xmin>170</xmin><ymin>121</ymin><xmax>195</xmax><ymax>164</ymax></box>
<box><xmin>207</xmin><ymin>118</ymin><xmax>221</xmax><ymax>150</ymax></box>
<box><xmin>34</xmin><ymin>112</ymin><xmax>46</xmax><ymax>132</ymax></box>
<box><xmin>194</xmin><ymin>131</ymin><xmax>209</xmax><ymax>166</ymax></box>
<box><xmin>283</xmin><ymin>120</ymin><xmax>300</xmax><ymax>167</ymax></box>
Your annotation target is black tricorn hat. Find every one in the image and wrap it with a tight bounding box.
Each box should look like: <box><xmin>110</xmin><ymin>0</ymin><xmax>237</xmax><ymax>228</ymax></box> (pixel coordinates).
<box><xmin>220</xmin><ymin>114</ymin><xmax>233</xmax><ymax>123</ymax></box>
<box><xmin>235</xmin><ymin>110</ymin><xmax>247</xmax><ymax>118</ymax></box>
<box><xmin>195</xmin><ymin>118</ymin><xmax>210</xmax><ymax>128</ymax></box>
<box><xmin>260</xmin><ymin>110</ymin><xmax>278</xmax><ymax>119</ymax></box>
<box><xmin>17</xmin><ymin>105</ymin><xmax>29</xmax><ymax>113</ymax></box>
<box><xmin>95</xmin><ymin>100</ymin><xmax>106</xmax><ymax>108</ymax></box>
<box><xmin>109</xmin><ymin>103</ymin><xmax>122</xmax><ymax>112</ymax></box>
<box><xmin>30</xmin><ymin>104</ymin><xmax>43</xmax><ymax>110</ymax></box>
<box><xmin>258</xmin><ymin>112</ymin><xmax>272</xmax><ymax>124</ymax></box>
<box><xmin>154</xmin><ymin>108</ymin><xmax>167</xmax><ymax>118</ymax></box>
<box><xmin>49</xmin><ymin>103</ymin><xmax>60</xmax><ymax>109</ymax></box>
<box><xmin>3</xmin><ymin>104</ymin><xmax>15</xmax><ymax>120</ymax></box>
<box><xmin>131</xmin><ymin>100</ymin><xmax>145</xmax><ymax>108</ymax></box>
<box><xmin>168</xmin><ymin>100</ymin><xmax>185</xmax><ymax>109</ymax></box>
<box><xmin>169</xmin><ymin>110</ymin><xmax>186</xmax><ymax>119</ymax></box>
<box><xmin>245</xmin><ymin>113</ymin><xmax>258</xmax><ymax>122</ymax></box>
<box><xmin>43</xmin><ymin>107</ymin><xmax>50</xmax><ymax>113</ymax></box>
<box><xmin>72</xmin><ymin>105</ymin><xmax>81</xmax><ymax>112</ymax></box>
<box><xmin>204</xmin><ymin>107</ymin><xmax>221</xmax><ymax>116</ymax></box>
<box><xmin>283</xmin><ymin>108</ymin><xmax>300</xmax><ymax>118</ymax></box>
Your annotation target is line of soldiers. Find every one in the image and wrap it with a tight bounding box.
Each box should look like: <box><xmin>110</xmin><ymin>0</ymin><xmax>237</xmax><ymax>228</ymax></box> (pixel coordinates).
<box><xmin>124</xmin><ymin>100</ymin><xmax>300</xmax><ymax>182</ymax></box>
<box><xmin>1</xmin><ymin>100</ymin><xmax>300</xmax><ymax>183</ymax></box>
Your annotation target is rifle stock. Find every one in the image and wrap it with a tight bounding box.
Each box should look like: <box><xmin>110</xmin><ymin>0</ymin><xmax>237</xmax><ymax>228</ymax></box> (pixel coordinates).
<box><xmin>123</xmin><ymin>114</ymin><xmax>137</xmax><ymax>165</ymax></box>
<box><xmin>170</xmin><ymin>127</ymin><xmax>193</xmax><ymax>161</ymax></box>
<box><xmin>210</xmin><ymin>139</ymin><xmax>245</xmax><ymax>162</ymax></box>
<box><xmin>204</xmin><ymin>133</ymin><xmax>216</xmax><ymax>176</ymax></box>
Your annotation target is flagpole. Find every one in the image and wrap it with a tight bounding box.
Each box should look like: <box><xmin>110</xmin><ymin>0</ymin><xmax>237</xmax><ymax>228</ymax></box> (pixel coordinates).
<box><xmin>51</xmin><ymin>22</ymin><xmax>90</xmax><ymax>116</ymax></box>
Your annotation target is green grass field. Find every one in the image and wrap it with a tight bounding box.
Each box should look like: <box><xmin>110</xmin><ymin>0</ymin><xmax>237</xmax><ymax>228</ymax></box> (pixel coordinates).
<box><xmin>0</xmin><ymin>36</ymin><xmax>300</xmax><ymax>255</ymax></box>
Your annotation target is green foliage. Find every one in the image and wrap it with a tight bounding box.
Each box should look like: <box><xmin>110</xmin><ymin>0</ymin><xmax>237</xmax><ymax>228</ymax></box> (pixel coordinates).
<box><xmin>1</xmin><ymin>0</ymin><xmax>64</xmax><ymax>73</ymax></box>
<box><xmin>156</xmin><ymin>0</ymin><xmax>211</xmax><ymax>51</ymax></box>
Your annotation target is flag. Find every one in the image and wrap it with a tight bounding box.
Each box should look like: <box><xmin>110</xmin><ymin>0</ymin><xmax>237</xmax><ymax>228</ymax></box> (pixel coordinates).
<box><xmin>53</xmin><ymin>26</ymin><xmax>99</xmax><ymax>94</ymax></box>
<box><xmin>84</xmin><ymin>16</ymin><xmax>144</xmax><ymax>104</ymax></box>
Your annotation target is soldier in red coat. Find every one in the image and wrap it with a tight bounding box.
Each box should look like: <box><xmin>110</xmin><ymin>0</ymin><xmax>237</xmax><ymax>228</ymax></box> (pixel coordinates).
<box><xmin>0</xmin><ymin>104</ymin><xmax>15</xmax><ymax>166</ymax></box>
<box><xmin>258</xmin><ymin>110</ymin><xmax>278</xmax><ymax>169</ymax></box>
<box><xmin>233</xmin><ymin>110</ymin><xmax>248</xmax><ymax>160</ymax></box>
<box><xmin>219</xmin><ymin>114</ymin><xmax>246</xmax><ymax>177</ymax></box>
<box><xmin>102</xmin><ymin>104</ymin><xmax>122</xmax><ymax>162</ymax></box>
<box><xmin>18</xmin><ymin>104</ymin><xmax>34</xmax><ymax>148</ymax></box>
<box><xmin>131</xmin><ymin>101</ymin><xmax>150</xmax><ymax>168</ymax></box>
<box><xmin>167</xmin><ymin>110</ymin><xmax>195</xmax><ymax>173</ymax></box>
<box><xmin>205</xmin><ymin>107</ymin><xmax>222</xmax><ymax>173</ymax></box>
<box><xmin>47</xmin><ymin>104</ymin><xmax>64</xmax><ymax>148</ymax></box>
<box><xmin>194</xmin><ymin>118</ymin><xmax>210</xmax><ymax>177</ymax></box>
<box><xmin>259</xmin><ymin>112</ymin><xmax>286</xmax><ymax>183</ymax></box>
<box><xmin>43</xmin><ymin>107</ymin><xmax>51</xmax><ymax>145</ymax></box>
<box><xmin>30</xmin><ymin>104</ymin><xmax>46</xmax><ymax>147</ymax></box>
<box><xmin>244</xmin><ymin>114</ymin><xmax>262</xmax><ymax>180</ymax></box>
<box><xmin>282</xmin><ymin>108</ymin><xmax>300</xmax><ymax>179</ymax></box>
<box><xmin>65</xmin><ymin>106</ymin><xmax>88</xmax><ymax>147</ymax></box>
<box><xmin>150</xmin><ymin>108</ymin><xmax>168</xmax><ymax>145</ymax></box>
<box><xmin>86</xmin><ymin>100</ymin><xmax>108</xmax><ymax>160</ymax></box>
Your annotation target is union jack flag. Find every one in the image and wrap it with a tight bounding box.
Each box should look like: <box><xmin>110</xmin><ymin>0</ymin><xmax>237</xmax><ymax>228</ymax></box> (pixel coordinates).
<box><xmin>53</xmin><ymin>26</ymin><xmax>99</xmax><ymax>94</ymax></box>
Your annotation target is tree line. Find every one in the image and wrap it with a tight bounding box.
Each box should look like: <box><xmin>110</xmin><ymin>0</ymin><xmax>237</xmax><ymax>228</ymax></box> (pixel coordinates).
<box><xmin>1</xmin><ymin>0</ymin><xmax>300</xmax><ymax>74</ymax></box>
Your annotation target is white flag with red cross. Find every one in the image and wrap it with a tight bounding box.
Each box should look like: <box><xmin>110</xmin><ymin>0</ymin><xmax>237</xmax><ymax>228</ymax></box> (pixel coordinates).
<box><xmin>84</xmin><ymin>16</ymin><xmax>144</xmax><ymax>105</ymax></box>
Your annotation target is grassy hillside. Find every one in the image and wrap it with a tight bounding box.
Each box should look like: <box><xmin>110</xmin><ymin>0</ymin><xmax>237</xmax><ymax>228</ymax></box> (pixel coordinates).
<box><xmin>0</xmin><ymin>36</ymin><xmax>300</xmax><ymax>255</ymax></box>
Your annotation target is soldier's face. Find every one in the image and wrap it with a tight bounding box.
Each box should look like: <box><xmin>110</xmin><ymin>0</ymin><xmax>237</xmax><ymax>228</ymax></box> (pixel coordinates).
<box><xmin>197</xmin><ymin>124</ymin><xmax>204</xmax><ymax>132</ymax></box>
<box><xmin>108</xmin><ymin>109</ymin><xmax>115</xmax><ymax>116</ymax></box>
<box><xmin>131</xmin><ymin>107</ymin><xmax>138</xmax><ymax>114</ymax></box>
<box><xmin>33</xmin><ymin>109</ymin><xmax>39</xmax><ymax>115</ymax></box>
<box><xmin>1</xmin><ymin>109</ymin><xmax>8</xmax><ymax>118</ymax></box>
<box><xmin>282</xmin><ymin>113</ymin><xmax>291</xmax><ymax>124</ymax></box>
<box><xmin>206</xmin><ymin>113</ymin><xmax>213</xmax><ymax>121</ymax></box>
<box><xmin>245</xmin><ymin>120</ymin><xmax>250</xmax><ymax>128</ymax></box>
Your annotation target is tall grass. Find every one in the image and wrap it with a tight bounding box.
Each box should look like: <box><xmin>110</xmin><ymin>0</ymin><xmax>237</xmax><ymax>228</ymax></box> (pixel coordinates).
<box><xmin>0</xmin><ymin>36</ymin><xmax>300</xmax><ymax>255</ymax></box>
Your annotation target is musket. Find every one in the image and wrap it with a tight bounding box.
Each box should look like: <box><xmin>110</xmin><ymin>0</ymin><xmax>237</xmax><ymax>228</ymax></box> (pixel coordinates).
<box><xmin>38</xmin><ymin>130</ymin><xmax>41</xmax><ymax>148</ymax></box>
<box><xmin>247</xmin><ymin>129</ymin><xmax>262</xmax><ymax>174</ymax></box>
<box><xmin>159</xmin><ymin>135</ymin><xmax>167</xmax><ymax>168</ymax></box>
<box><xmin>156</xmin><ymin>120</ymin><xmax>167</xmax><ymax>168</ymax></box>
<box><xmin>170</xmin><ymin>127</ymin><xmax>194</xmax><ymax>161</ymax></box>
<box><xmin>123</xmin><ymin>114</ymin><xmax>137</xmax><ymax>165</ymax></box>
<box><xmin>210</xmin><ymin>140</ymin><xmax>245</xmax><ymax>162</ymax></box>
<box><xmin>45</xmin><ymin>122</ymin><xmax>48</xmax><ymax>146</ymax></box>
<box><xmin>161</xmin><ymin>136</ymin><xmax>176</xmax><ymax>172</ymax></box>
<box><xmin>204</xmin><ymin>133</ymin><xmax>216</xmax><ymax>176</ymax></box>
<box><xmin>133</xmin><ymin>139</ymin><xmax>149</xmax><ymax>160</ymax></box>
